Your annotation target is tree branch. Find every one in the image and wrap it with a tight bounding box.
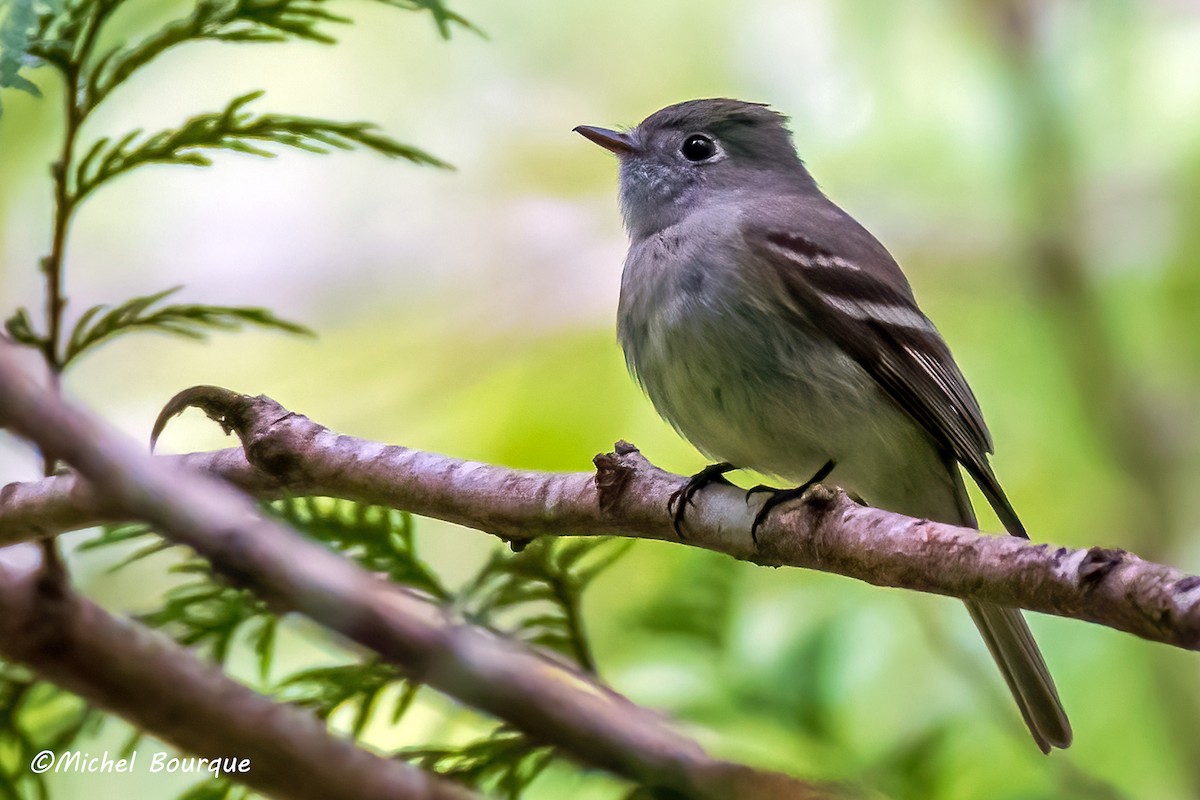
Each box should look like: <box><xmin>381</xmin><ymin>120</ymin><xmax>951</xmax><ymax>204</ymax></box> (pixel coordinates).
<box><xmin>0</xmin><ymin>346</ymin><xmax>832</xmax><ymax>800</ymax></box>
<box><xmin>3</xmin><ymin>381</ymin><xmax>1199</xmax><ymax>652</ymax></box>
<box><xmin>0</xmin><ymin>544</ymin><xmax>476</xmax><ymax>800</ymax></box>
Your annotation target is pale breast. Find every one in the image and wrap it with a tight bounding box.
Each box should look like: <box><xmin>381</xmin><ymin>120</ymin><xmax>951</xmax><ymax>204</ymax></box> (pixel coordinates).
<box><xmin>616</xmin><ymin>216</ymin><xmax>948</xmax><ymax>509</ymax></box>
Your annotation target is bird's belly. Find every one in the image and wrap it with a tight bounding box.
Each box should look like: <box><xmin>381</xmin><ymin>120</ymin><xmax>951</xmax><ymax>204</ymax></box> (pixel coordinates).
<box><xmin>635</xmin><ymin>321</ymin><xmax>863</xmax><ymax>473</ymax></box>
<box><xmin>624</xmin><ymin>300</ymin><xmax>944</xmax><ymax>505</ymax></box>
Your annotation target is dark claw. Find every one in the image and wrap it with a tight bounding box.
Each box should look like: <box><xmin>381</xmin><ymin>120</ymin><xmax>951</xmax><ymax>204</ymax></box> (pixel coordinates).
<box><xmin>749</xmin><ymin>460</ymin><xmax>836</xmax><ymax>544</ymax></box>
<box><xmin>668</xmin><ymin>462</ymin><xmax>737</xmax><ymax>539</ymax></box>
<box><xmin>744</xmin><ymin>483</ymin><xmax>779</xmax><ymax>503</ymax></box>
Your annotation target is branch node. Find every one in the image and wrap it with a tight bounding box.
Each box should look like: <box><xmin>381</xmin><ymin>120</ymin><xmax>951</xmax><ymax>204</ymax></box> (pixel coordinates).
<box><xmin>803</xmin><ymin>483</ymin><xmax>841</xmax><ymax>514</ymax></box>
<box><xmin>1078</xmin><ymin>546</ymin><xmax>1127</xmax><ymax>586</ymax></box>
<box><xmin>594</xmin><ymin>448</ymin><xmax>636</xmax><ymax>514</ymax></box>
<box><xmin>1174</xmin><ymin>576</ymin><xmax>1200</xmax><ymax>594</ymax></box>
<box><xmin>246</xmin><ymin>432</ymin><xmax>306</xmax><ymax>482</ymax></box>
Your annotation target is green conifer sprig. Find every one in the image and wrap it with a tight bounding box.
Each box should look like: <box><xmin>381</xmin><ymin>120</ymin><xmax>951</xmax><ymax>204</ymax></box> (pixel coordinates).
<box><xmin>402</xmin><ymin>729</ymin><xmax>556</xmax><ymax>800</ymax></box>
<box><xmin>268</xmin><ymin>497</ymin><xmax>449</xmax><ymax>600</ymax></box>
<box><xmin>72</xmin><ymin>91</ymin><xmax>449</xmax><ymax>203</ymax></box>
<box><xmin>0</xmin><ymin>665</ymin><xmax>104</xmax><ymax>799</ymax></box>
<box><xmin>174</xmin><ymin>777</ymin><xmax>252</xmax><ymax>800</ymax></box>
<box><xmin>2</xmin><ymin>0</ymin><xmax>471</xmax><ymax>114</ymax></box>
<box><xmin>277</xmin><ymin>659</ymin><xmax>411</xmax><ymax>739</ymax></box>
<box><xmin>459</xmin><ymin>538</ymin><xmax>631</xmax><ymax>673</ymax></box>
<box><xmin>58</xmin><ymin>285</ymin><xmax>313</xmax><ymax>367</ymax></box>
<box><xmin>0</xmin><ymin>3</ymin><xmax>624</xmax><ymax>798</ymax></box>
<box><xmin>74</xmin><ymin>504</ymin><xmax>629</xmax><ymax>797</ymax></box>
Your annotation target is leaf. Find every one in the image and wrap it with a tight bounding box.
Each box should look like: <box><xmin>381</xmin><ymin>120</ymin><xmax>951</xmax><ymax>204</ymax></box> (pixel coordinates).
<box><xmin>175</xmin><ymin>778</ymin><xmax>250</xmax><ymax>800</ymax></box>
<box><xmin>5</xmin><ymin>0</ymin><xmax>120</xmax><ymax>113</ymax></box>
<box><xmin>103</xmin><ymin>538</ymin><xmax>176</xmax><ymax>574</ymax></box>
<box><xmin>0</xmin><ymin>70</ymin><xmax>40</xmax><ymax>96</ymax></box>
<box><xmin>0</xmin><ymin>0</ymin><xmax>56</xmax><ymax>113</ymax></box>
<box><xmin>276</xmin><ymin>659</ymin><xmax>409</xmax><ymax>736</ymax></box>
<box><xmin>75</xmin><ymin>503</ymin><xmax>619</xmax><ymax>786</ymax></box>
<box><xmin>139</xmin><ymin>567</ymin><xmax>271</xmax><ymax>665</ymax></box>
<box><xmin>457</xmin><ymin>538</ymin><xmax>630</xmax><ymax>673</ymax></box>
<box><xmin>3</xmin><ymin>307</ymin><xmax>47</xmax><ymax>348</ymax></box>
<box><xmin>402</xmin><ymin>728</ymin><xmax>555</xmax><ymax>798</ymax></box>
<box><xmin>78</xmin><ymin>525</ymin><xmax>274</xmax><ymax>671</ymax></box>
<box><xmin>62</xmin><ymin>285</ymin><xmax>312</xmax><ymax>365</ymax></box>
<box><xmin>391</xmin><ymin>680</ymin><xmax>419</xmax><ymax>724</ymax></box>
<box><xmin>0</xmin><ymin>668</ymin><xmax>104</xmax><ymax>797</ymax></box>
<box><xmin>75</xmin><ymin>521</ymin><xmax>158</xmax><ymax>553</ymax></box>
<box><xmin>84</xmin><ymin>0</ymin><xmax>476</xmax><ymax>110</ymax></box>
<box><xmin>269</xmin><ymin>497</ymin><xmax>449</xmax><ymax>600</ymax></box>
<box><xmin>252</xmin><ymin>615</ymin><xmax>278</xmax><ymax>684</ymax></box>
<box><xmin>72</xmin><ymin>91</ymin><xmax>449</xmax><ymax>201</ymax></box>
<box><xmin>372</xmin><ymin>0</ymin><xmax>480</xmax><ymax>39</ymax></box>
<box><xmin>79</xmin><ymin>498</ymin><xmax>446</xmax><ymax>692</ymax></box>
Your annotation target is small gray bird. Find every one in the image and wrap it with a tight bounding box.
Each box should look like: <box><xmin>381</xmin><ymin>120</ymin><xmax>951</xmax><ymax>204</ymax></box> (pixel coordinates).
<box><xmin>576</xmin><ymin>98</ymin><xmax>1071</xmax><ymax>753</ymax></box>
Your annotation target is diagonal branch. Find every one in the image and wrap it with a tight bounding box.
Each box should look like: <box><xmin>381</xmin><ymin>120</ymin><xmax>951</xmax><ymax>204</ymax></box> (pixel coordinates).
<box><xmin>0</xmin><ymin>543</ymin><xmax>476</xmax><ymax>800</ymax></box>
<box><xmin>0</xmin><ymin>345</ymin><xmax>834</xmax><ymax>800</ymax></box>
<box><xmin>3</xmin><ymin>381</ymin><xmax>1199</xmax><ymax>652</ymax></box>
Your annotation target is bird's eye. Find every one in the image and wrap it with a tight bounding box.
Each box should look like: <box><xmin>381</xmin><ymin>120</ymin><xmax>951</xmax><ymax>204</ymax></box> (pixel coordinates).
<box><xmin>680</xmin><ymin>134</ymin><xmax>718</xmax><ymax>162</ymax></box>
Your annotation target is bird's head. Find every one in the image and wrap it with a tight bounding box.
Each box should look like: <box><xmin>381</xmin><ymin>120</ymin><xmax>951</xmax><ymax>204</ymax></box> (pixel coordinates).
<box><xmin>576</xmin><ymin>98</ymin><xmax>814</xmax><ymax>238</ymax></box>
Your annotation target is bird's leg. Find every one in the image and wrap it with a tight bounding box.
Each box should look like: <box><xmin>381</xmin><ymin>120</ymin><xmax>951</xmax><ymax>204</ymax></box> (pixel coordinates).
<box><xmin>749</xmin><ymin>459</ymin><xmax>836</xmax><ymax>544</ymax></box>
<box><xmin>668</xmin><ymin>461</ymin><xmax>737</xmax><ymax>539</ymax></box>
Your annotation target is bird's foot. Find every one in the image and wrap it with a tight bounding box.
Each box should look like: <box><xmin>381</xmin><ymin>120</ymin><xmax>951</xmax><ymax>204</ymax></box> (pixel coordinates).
<box><xmin>749</xmin><ymin>460</ymin><xmax>836</xmax><ymax>544</ymax></box>
<box><xmin>668</xmin><ymin>462</ymin><xmax>737</xmax><ymax>539</ymax></box>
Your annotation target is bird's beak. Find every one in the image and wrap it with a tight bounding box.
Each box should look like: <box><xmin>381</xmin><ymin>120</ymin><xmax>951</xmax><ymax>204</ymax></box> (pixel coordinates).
<box><xmin>574</xmin><ymin>125</ymin><xmax>637</xmax><ymax>156</ymax></box>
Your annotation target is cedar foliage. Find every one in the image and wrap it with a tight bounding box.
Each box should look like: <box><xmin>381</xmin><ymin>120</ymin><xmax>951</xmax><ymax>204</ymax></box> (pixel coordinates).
<box><xmin>0</xmin><ymin>2</ymin><xmax>632</xmax><ymax>797</ymax></box>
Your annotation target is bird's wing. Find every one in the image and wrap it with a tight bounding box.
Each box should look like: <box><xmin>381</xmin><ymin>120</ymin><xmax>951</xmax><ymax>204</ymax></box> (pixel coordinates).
<box><xmin>743</xmin><ymin>203</ymin><xmax>1027</xmax><ymax>537</ymax></box>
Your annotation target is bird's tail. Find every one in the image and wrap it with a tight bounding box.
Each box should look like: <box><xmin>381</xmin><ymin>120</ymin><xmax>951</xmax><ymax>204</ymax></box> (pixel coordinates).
<box><xmin>963</xmin><ymin>600</ymin><xmax>1072</xmax><ymax>753</ymax></box>
<box><xmin>948</xmin><ymin>465</ymin><xmax>1072</xmax><ymax>753</ymax></box>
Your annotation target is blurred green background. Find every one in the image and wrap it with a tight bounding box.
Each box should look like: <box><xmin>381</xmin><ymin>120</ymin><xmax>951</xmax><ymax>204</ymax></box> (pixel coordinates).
<box><xmin>2</xmin><ymin>0</ymin><xmax>1200</xmax><ymax>798</ymax></box>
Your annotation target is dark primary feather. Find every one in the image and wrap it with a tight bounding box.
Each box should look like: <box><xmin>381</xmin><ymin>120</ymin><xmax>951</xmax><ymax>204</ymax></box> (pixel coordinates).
<box><xmin>742</xmin><ymin>199</ymin><xmax>1065</xmax><ymax>748</ymax></box>
<box><xmin>740</xmin><ymin>192</ymin><xmax>1063</xmax><ymax>746</ymax></box>
<box><xmin>743</xmin><ymin>201</ymin><xmax>1028</xmax><ymax>537</ymax></box>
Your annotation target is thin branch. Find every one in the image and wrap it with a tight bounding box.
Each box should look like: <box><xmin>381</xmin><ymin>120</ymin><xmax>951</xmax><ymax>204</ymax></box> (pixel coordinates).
<box><xmin>36</xmin><ymin>0</ymin><xmax>123</xmax><ymax>372</ymax></box>
<box><xmin>0</xmin><ymin>345</ymin><xmax>833</xmax><ymax>800</ymax></box>
<box><xmin>41</xmin><ymin>52</ymin><xmax>80</xmax><ymax>374</ymax></box>
<box><xmin>0</xmin><ymin>447</ymin><xmax>284</xmax><ymax>538</ymax></box>
<box><xmin>2</xmin><ymin>381</ymin><xmax>1199</xmax><ymax>653</ymax></box>
<box><xmin>0</xmin><ymin>545</ymin><xmax>476</xmax><ymax>800</ymax></box>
